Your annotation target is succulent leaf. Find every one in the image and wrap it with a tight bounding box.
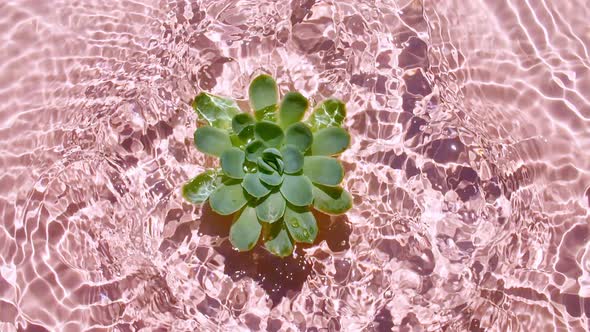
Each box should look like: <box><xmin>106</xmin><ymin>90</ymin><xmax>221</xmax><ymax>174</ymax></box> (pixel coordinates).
<box><xmin>264</xmin><ymin>222</ymin><xmax>294</xmax><ymax>257</ymax></box>
<box><xmin>232</xmin><ymin>113</ymin><xmax>255</xmax><ymax>140</ymax></box>
<box><xmin>280</xmin><ymin>175</ymin><xmax>313</xmax><ymax>206</ymax></box>
<box><xmin>258</xmin><ymin>170</ymin><xmax>283</xmax><ymax>186</ymax></box>
<box><xmin>249</xmin><ymin>74</ymin><xmax>278</xmax><ymax>111</ymax></box>
<box><xmin>254</xmin><ymin>104</ymin><xmax>277</xmax><ymax>122</ymax></box>
<box><xmin>303</xmin><ymin>156</ymin><xmax>344</xmax><ymax>186</ymax></box>
<box><xmin>194</xmin><ymin>126</ymin><xmax>233</xmax><ymax>157</ymax></box>
<box><xmin>281</xmin><ymin>145</ymin><xmax>303</xmax><ymax>174</ymax></box>
<box><xmin>220</xmin><ymin>147</ymin><xmax>246</xmax><ymax>179</ymax></box>
<box><xmin>254</xmin><ymin>121</ymin><xmax>284</xmax><ymax>147</ymax></box>
<box><xmin>262</xmin><ymin>147</ymin><xmax>282</xmax><ymax>159</ymax></box>
<box><xmin>182</xmin><ymin>169</ymin><xmax>220</xmax><ymax>204</ymax></box>
<box><xmin>261</xmin><ymin>148</ymin><xmax>283</xmax><ymax>174</ymax></box>
<box><xmin>241</xmin><ymin>173</ymin><xmax>271</xmax><ymax>198</ymax></box>
<box><xmin>245</xmin><ymin>140</ymin><xmax>265</xmax><ymax>162</ymax></box>
<box><xmin>276</xmin><ymin>158</ymin><xmax>285</xmax><ymax>174</ymax></box>
<box><xmin>307</xmin><ymin>99</ymin><xmax>346</xmax><ymax>131</ymax></box>
<box><xmin>279</xmin><ymin>92</ymin><xmax>308</xmax><ymax>128</ymax></box>
<box><xmin>312</xmin><ymin>184</ymin><xmax>353</xmax><ymax>215</ymax></box>
<box><xmin>230</xmin><ymin>133</ymin><xmax>245</xmax><ymax>148</ymax></box>
<box><xmin>284</xmin><ymin>122</ymin><xmax>313</xmax><ymax>153</ymax></box>
<box><xmin>193</xmin><ymin>92</ymin><xmax>240</xmax><ymax>129</ymax></box>
<box><xmin>209</xmin><ymin>183</ymin><xmax>247</xmax><ymax>215</ymax></box>
<box><xmin>256</xmin><ymin>191</ymin><xmax>286</xmax><ymax>223</ymax></box>
<box><xmin>311</xmin><ymin>127</ymin><xmax>351</xmax><ymax>156</ymax></box>
<box><xmin>257</xmin><ymin>157</ymin><xmax>276</xmax><ymax>174</ymax></box>
<box><xmin>284</xmin><ymin>205</ymin><xmax>318</xmax><ymax>244</ymax></box>
<box><xmin>230</xmin><ymin>206</ymin><xmax>261</xmax><ymax>251</ymax></box>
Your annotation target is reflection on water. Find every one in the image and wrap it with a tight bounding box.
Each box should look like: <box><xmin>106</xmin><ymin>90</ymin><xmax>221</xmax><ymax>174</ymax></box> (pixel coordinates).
<box><xmin>1</xmin><ymin>0</ymin><xmax>590</xmax><ymax>330</ymax></box>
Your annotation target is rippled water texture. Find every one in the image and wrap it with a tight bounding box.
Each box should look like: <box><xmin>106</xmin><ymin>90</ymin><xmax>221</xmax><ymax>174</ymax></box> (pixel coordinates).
<box><xmin>1</xmin><ymin>0</ymin><xmax>590</xmax><ymax>330</ymax></box>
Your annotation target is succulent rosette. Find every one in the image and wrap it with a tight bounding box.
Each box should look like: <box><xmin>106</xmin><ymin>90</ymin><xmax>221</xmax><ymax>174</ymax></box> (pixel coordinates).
<box><xmin>183</xmin><ymin>74</ymin><xmax>352</xmax><ymax>257</ymax></box>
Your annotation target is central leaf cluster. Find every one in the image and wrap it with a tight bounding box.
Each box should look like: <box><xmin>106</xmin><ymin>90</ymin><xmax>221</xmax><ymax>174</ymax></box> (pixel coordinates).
<box><xmin>259</xmin><ymin>148</ymin><xmax>283</xmax><ymax>175</ymax></box>
<box><xmin>216</xmin><ymin>111</ymin><xmax>316</xmax><ymax>225</ymax></box>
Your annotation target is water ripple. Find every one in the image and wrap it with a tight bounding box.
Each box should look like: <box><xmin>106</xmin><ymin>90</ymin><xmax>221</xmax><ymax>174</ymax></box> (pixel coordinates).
<box><xmin>0</xmin><ymin>0</ymin><xmax>589</xmax><ymax>330</ymax></box>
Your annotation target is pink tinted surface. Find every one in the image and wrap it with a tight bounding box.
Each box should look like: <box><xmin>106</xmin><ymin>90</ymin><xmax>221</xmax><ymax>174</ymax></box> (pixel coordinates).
<box><xmin>1</xmin><ymin>0</ymin><xmax>590</xmax><ymax>330</ymax></box>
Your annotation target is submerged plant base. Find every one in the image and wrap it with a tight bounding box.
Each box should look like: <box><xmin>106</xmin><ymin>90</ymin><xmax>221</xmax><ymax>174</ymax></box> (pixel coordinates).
<box><xmin>183</xmin><ymin>74</ymin><xmax>352</xmax><ymax>257</ymax></box>
<box><xmin>195</xmin><ymin>203</ymin><xmax>352</xmax><ymax>305</ymax></box>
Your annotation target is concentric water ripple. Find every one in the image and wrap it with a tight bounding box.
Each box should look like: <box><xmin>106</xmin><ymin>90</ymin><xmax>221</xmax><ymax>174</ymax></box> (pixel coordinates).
<box><xmin>1</xmin><ymin>0</ymin><xmax>589</xmax><ymax>331</ymax></box>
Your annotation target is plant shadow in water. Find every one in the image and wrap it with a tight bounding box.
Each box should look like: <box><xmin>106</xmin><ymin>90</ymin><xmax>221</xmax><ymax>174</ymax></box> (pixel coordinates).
<box><xmin>198</xmin><ymin>203</ymin><xmax>352</xmax><ymax>306</ymax></box>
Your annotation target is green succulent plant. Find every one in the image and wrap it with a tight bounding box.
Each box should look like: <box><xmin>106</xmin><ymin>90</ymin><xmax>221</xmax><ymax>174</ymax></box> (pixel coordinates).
<box><xmin>183</xmin><ymin>74</ymin><xmax>352</xmax><ymax>257</ymax></box>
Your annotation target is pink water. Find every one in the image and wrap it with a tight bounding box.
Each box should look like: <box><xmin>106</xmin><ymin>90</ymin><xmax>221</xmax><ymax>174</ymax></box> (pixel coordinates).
<box><xmin>1</xmin><ymin>0</ymin><xmax>590</xmax><ymax>331</ymax></box>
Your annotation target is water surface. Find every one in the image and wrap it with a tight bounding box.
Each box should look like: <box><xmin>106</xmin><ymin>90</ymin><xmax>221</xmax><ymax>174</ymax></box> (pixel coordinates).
<box><xmin>1</xmin><ymin>0</ymin><xmax>590</xmax><ymax>330</ymax></box>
